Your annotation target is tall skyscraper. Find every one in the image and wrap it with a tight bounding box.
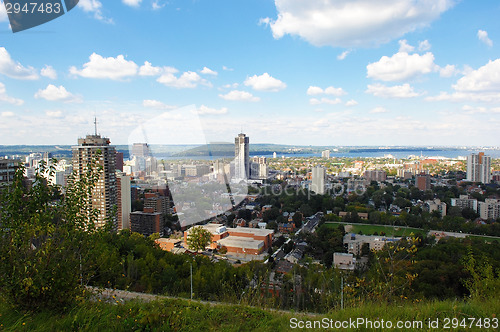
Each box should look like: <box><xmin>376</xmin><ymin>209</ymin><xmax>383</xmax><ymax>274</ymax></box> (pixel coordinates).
<box><xmin>234</xmin><ymin>133</ymin><xmax>249</xmax><ymax>180</ymax></box>
<box><xmin>311</xmin><ymin>166</ymin><xmax>326</xmax><ymax>194</ymax></box>
<box><xmin>72</xmin><ymin>130</ymin><xmax>117</xmax><ymax>229</ymax></box>
<box><xmin>117</xmin><ymin>172</ymin><xmax>131</xmax><ymax>230</ymax></box>
<box><xmin>321</xmin><ymin>150</ymin><xmax>330</xmax><ymax>158</ymax></box>
<box><xmin>131</xmin><ymin>143</ymin><xmax>150</xmax><ymax>158</ymax></box>
<box><xmin>467</xmin><ymin>152</ymin><xmax>491</xmax><ymax>183</ymax></box>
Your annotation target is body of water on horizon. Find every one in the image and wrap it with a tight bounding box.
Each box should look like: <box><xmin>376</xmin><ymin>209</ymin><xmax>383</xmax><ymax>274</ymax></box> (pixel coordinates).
<box><xmin>153</xmin><ymin>149</ymin><xmax>500</xmax><ymax>161</ymax></box>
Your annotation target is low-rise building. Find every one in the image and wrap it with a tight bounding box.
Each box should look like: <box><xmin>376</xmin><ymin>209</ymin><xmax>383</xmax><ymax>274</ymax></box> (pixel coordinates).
<box><xmin>155</xmin><ymin>238</ymin><xmax>182</xmax><ymax>251</ymax></box>
<box><xmin>333</xmin><ymin>252</ymin><xmax>356</xmax><ymax>270</ymax></box>
<box><xmin>343</xmin><ymin>233</ymin><xmax>401</xmax><ymax>256</ymax></box>
<box><xmin>183</xmin><ymin>224</ymin><xmax>274</xmax><ymax>255</ymax></box>
<box><xmin>451</xmin><ymin>195</ymin><xmax>478</xmax><ymax>212</ymax></box>
<box><xmin>425</xmin><ymin>198</ymin><xmax>447</xmax><ymax>216</ymax></box>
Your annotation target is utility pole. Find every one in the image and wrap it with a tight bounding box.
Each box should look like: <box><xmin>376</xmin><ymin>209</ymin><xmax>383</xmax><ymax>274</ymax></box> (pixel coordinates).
<box><xmin>341</xmin><ymin>275</ymin><xmax>344</xmax><ymax>310</ymax></box>
<box><xmin>190</xmin><ymin>262</ymin><xmax>193</xmax><ymax>300</ymax></box>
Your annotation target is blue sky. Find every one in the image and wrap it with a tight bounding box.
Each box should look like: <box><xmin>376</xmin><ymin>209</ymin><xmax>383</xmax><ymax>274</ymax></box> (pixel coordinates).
<box><xmin>0</xmin><ymin>0</ymin><xmax>499</xmax><ymax>146</ymax></box>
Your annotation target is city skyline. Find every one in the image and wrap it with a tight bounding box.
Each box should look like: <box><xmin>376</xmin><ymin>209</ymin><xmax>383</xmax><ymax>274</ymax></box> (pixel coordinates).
<box><xmin>0</xmin><ymin>1</ymin><xmax>499</xmax><ymax>146</ymax></box>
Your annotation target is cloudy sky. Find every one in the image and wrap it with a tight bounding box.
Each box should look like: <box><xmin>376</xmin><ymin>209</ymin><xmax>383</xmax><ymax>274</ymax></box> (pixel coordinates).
<box><xmin>0</xmin><ymin>0</ymin><xmax>499</xmax><ymax>146</ymax></box>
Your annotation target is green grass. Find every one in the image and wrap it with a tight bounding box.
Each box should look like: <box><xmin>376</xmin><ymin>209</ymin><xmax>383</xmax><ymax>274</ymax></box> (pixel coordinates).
<box><xmin>324</xmin><ymin>222</ymin><xmax>425</xmax><ymax>237</ymax></box>
<box><xmin>0</xmin><ymin>296</ymin><xmax>498</xmax><ymax>331</ymax></box>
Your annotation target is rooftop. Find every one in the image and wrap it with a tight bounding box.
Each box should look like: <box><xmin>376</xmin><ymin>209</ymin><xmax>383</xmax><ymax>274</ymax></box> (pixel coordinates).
<box><xmin>218</xmin><ymin>236</ymin><xmax>264</xmax><ymax>250</ymax></box>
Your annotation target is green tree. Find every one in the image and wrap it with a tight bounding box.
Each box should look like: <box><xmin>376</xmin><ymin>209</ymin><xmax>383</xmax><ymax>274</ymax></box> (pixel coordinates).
<box><xmin>186</xmin><ymin>226</ymin><xmax>213</xmax><ymax>252</ymax></box>
<box><xmin>0</xmin><ymin>159</ymin><xmax>104</xmax><ymax>311</ymax></box>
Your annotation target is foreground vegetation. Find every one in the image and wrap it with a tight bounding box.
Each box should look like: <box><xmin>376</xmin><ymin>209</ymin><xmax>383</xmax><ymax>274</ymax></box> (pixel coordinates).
<box><xmin>0</xmin><ymin>296</ymin><xmax>498</xmax><ymax>331</ymax></box>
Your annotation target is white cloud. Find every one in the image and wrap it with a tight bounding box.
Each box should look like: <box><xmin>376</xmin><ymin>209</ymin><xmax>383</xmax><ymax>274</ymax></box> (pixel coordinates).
<box><xmin>200</xmin><ymin>67</ymin><xmax>218</xmax><ymax>76</ymax></box>
<box><xmin>306</xmin><ymin>86</ymin><xmax>324</xmax><ymax>95</ymax></box>
<box><xmin>0</xmin><ymin>2</ymin><xmax>8</xmax><ymax>22</ymax></box>
<box><xmin>122</xmin><ymin>0</ymin><xmax>142</xmax><ymax>7</ymax></box>
<box><xmin>345</xmin><ymin>99</ymin><xmax>358</xmax><ymax>106</ymax></box>
<box><xmin>307</xmin><ymin>85</ymin><xmax>346</xmax><ymax>96</ymax></box>
<box><xmin>142</xmin><ymin>99</ymin><xmax>176</xmax><ymax>110</ymax></box>
<box><xmin>477</xmin><ymin>30</ymin><xmax>493</xmax><ymax>47</ymax></box>
<box><xmin>157</xmin><ymin>71</ymin><xmax>211</xmax><ymax>88</ymax></box>
<box><xmin>70</xmin><ymin>53</ymin><xmax>138</xmax><ymax>80</ymax></box>
<box><xmin>398</xmin><ymin>39</ymin><xmax>414</xmax><ymax>53</ymax></box>
<box><xmin>0</xmin><ymin>82</ymin><xmax>24</xmax><ymax>105</ymax></box>
<box><xmin>244</xmin><ymin>73</ymin><xmax>286</xmax><ymax>92</ymax></box>
<box><xmin>427</xmin><ymin>59</ymin><xmax>500</xmax><ymax>102</ymax></box>
<box><xmin>454</xmin><ymin>59</ymin><xmax>500</xmax><ymax>92</ymax></box>
<box><xmin>370</xmin><ymin>106</ymin><xmax>389</xmax><ymax>113</ymax></box>
<box><xmin>462</xmin><ymin>105</ymin><xmax>487</xmax><ymax>115</ymax></box>
<box><xmin>309</xmin><ymin>97</ymin><xmax>342</xmax><ymax>105</ymax></box>
<box><xmin>139</xmin><ymin>61</ymin><xmax>162</xmax><ymax>76</ymax></box>
<box><xmin>0</xmin><ymin>47</ymin><xmax>39</xmax><ymax>80</ymax></box>
<box><xmin>219</xmin><ymin>90</ymin><xmax>260</xmax><ymax>102</ymax></box>
<box><xmin>34</xmin><ymin>84</ymin><xmax>82</xmax><ymax>103</ymax></box>
<box><xmin>152</xmin><ymin>0</ymin><xmax>165</xmax><ymax>10</ymax></box>
<box><xmin>265</xmin><ymin>0</ymin><xmax>454</xmax><ymax>47</ymax></box>
<box><xmin>324</xmin><ymin>86</ymin><xmax>346</xmax><ymax>96</ymax></box>
<box><xmin>1</xmin><ymin>111</ymin><xmax>15</xmax><ymax>117</ymax></box>
<box><xmin>222</xmin><ymin>66</ymin><xmax>234</xmax><ymax>71</ymax></box>
<box><xmin>41</xmin><ymin>65</ymin><xmax>57</xmax><ymax>79</ymax></box>
<box><xmin>195</xmin><ymin>105</ymin><xmax>228</xmax><ymax>115</ymax></box>
<box><xmin>439</xmin><ymin>64</ymin><xmax>458</xmax><ymax>77</ymax></box>
<box><xmin>46</xmin><ymin>110</ymin><xmax>63</xmax><ymax>118</ymax></box>
<box><xmin>337</xmin><ymin>50</ymin><xmax>351</xmax><ymax>60</ymax></box>
<box><xmin>259</xmin><ymin>17</ymin><xmax>271</xmax><ymax>26</ymax></box>
<box><xmin>366</xmin><ymin>83</ymin><xmax>421</xmax><ymax>98</ymax></box>
<box><xmin>367</xmin><ymin>51</ymin><xmax>437</xmax><ymax>81</ymax></box>
<box><xmin>78</xmin><ymin>0</ymin><xmax>113</xmax><ymax>23</ymax></box>
<box><xmin>221</xmin><ymin>83</ymin><xmax>239</xmax><ymax>89</ymax></box>
<box><xmin>418</xmin><ymin>40</ymin><xmax>431</xmax><ymax>51</ymax></box>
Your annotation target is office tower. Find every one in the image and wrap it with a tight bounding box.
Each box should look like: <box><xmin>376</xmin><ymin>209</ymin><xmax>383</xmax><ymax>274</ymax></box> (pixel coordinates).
<box><xmin>72</xmin><ymin>131</ymin><xmax>117</xmax><ymax>229</ymax></box>
<box><xmin>416</xmin><ymin>173</ymin><xmax>431</xmax><ymax>191</ymax></box>
<box><xmin>311</xmin><ymin>166</ymin><xmax>326</xmax><ymax>194</ymax></box>
<box><xmin>273</xmin><ymin>152</ymin><xmax>277</xmax><ymax>159</ymax></box>
<box><xmin>131</xmin><ymin>143</ymin><xmax>150</xmax><ymax>158</ymax></box>
<box><xmin>467</xmin><ymin>152</ymin><xmax>491</xmax><ymax>183</ymax></box>
<box><xmin>117</xmin><ymin>172</ymin><xmax>131</xmax><ymax>230</ymax></box>
<box><xmin>321</xmin><ymin>150</ymin><xmax>330</xmax><ymax>158</ymax></box>
<box><xmin>234</xmin><ymin>133</ymin><xmax>249</xmax><ymax>180</ymax></box>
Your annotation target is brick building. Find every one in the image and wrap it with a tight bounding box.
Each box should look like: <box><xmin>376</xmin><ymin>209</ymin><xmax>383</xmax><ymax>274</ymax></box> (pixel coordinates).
<box><xmin>183</xmin><ymin>224</ymin><xmax>274</xmax><ymax>255</ymax></box>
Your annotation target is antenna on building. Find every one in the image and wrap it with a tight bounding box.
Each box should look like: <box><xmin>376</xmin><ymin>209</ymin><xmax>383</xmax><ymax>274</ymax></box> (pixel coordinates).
<box><xmin>94</xmin><ymin>117</ymin><xmax>98</xmax><ymax>136</ymax></box>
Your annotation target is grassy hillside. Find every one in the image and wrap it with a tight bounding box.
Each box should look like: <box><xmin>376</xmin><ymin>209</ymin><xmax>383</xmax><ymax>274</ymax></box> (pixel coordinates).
<box><xmin>1</xmin><ymin>296</ymin><xmax>498</xmax><ymax>331</ymax></box>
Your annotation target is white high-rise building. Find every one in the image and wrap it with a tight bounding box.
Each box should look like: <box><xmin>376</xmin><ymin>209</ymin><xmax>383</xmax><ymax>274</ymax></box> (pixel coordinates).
<box><xmin>72</xmin><ymin>132</ymin><xmax>117</xmax><ymax>229</ymax></box>
<box><xmin>322</xmin><ymin>150</ymin><xmax>330</xmax><ymax>158</ymax></box>
<box><xmin>311</xmin><ymin>166</ymin><xmax>326</xmax><ymax>194</ymax></box>
<box><xmin>234</xmin><ymin>133</ymin><xmax>249</xmax><ymax>180</ymax></box>
<box><xmin>467</xmin><ymin>153</ymin><xmax>491</xmax><ymax>183</ymax></box>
